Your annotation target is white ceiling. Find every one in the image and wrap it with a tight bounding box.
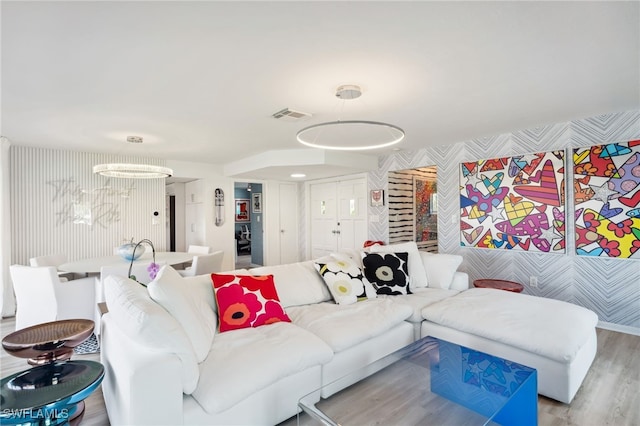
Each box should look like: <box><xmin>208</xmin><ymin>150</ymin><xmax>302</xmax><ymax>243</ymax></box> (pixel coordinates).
<box><xmin>2</xmin><ymin>1</ymin><xmax>639</xmax><ymax>181</ymax></box>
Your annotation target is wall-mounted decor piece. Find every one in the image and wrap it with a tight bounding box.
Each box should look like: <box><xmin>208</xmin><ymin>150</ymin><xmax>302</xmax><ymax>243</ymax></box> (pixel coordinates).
<box><xmin>235</xmin><ymin>199</ymin><xmax>250</xmax><ymax>222</ymax></box>
<box><xmin>414</xmin><ymin>177</ymin><xmax>438</xmax><ymax>244</ymax></box>
<box><xmin>573</xmin><ymin>140</ymin><xmax>640</xmax><ymax>259</ymax></box>
<box><xmin>459</xmin><ymin>151</ymin><xmax>566</xmax><ymax>253</ymax></box>
<box><xmin>370</xmin><ymin>189</ymin><xmax>385</xmax><ymax>207</ymax></box>
<box><xmin>252</xmin><ymin>192</ymin><xmax>262</xmax><ymax>213</ymax></box>
<box><xmin>215</xmin><ymin>188</ymin><xmax>225</xmax><ymax>227</ymax></box>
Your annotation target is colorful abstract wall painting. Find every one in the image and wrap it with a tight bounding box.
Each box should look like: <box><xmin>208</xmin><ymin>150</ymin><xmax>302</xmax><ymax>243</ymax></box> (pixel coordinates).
<box><xmin>573</xmin><ymin>140</ymin><xmax>640</xmax><ymax>259</ymax></box>
<box><xmin>459</xmin><ymin>151</ymin><xmax>565</xmax><ymax>253</ymax></box>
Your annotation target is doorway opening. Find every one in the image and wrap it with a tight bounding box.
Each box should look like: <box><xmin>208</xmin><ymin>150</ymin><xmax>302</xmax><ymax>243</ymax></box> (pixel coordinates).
<box><xmin>234</xmin><ymin>182</ymin><xmax>264</xmax><ymax>269</ymax></box>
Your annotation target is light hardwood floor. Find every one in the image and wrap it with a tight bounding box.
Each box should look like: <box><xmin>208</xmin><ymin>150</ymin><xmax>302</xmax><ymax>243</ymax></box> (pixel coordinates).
<box><xmin>1</xmin><ymin>316</ymin><xmax>638</xmax><ymax>426</ymax></box>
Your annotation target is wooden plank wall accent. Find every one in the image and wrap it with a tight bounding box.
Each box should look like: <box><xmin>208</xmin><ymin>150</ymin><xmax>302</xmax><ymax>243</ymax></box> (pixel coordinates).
<box><xmin>388</xmin><ymin>166</ymin><xmax>437</xmax><ymax>252</ymax></box>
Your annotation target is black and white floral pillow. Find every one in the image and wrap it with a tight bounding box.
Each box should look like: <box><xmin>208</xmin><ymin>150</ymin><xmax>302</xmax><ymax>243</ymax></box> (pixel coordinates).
<box><xmin>314</xmin><ymin>254</ymin><xmax>377</xmax><ymax>305</ymax></box>
<box><xmin>361</xmin><ymin>252</ymin><xmax>411</xmax><ymax>295</ymax></box>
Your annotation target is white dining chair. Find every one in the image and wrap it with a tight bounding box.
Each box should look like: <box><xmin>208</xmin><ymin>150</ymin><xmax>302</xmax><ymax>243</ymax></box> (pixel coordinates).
<box><xmin>188</xmin><ymin>245</ymin><xmax>211</xmax><ymax>254</ymax></box>
<box><xmin>9</xmin><ymin>265</ymin><xmax>97</xmax><ymax>331</ymax></box>
<box><xmin>178</xmin><ymin>251</ymin><xmax>224</xmax><ymax>277</ymax></box>
<box><xmin>29</xmin><ymin>254</ymin><xmax>74</xmax><ymax>281</ymax></box>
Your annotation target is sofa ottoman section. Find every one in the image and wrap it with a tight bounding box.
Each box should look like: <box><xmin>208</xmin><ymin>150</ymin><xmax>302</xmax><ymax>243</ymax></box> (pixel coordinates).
<box><xmin>421</xmin><ymin>288</ymin><xmax>598</xmax><ymax>403</ymax></box>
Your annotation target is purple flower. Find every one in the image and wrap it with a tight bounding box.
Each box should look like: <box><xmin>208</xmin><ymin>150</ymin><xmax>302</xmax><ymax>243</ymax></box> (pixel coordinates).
<box><xmin>147</xmin><ymin>262</ymin><xmax>161</xmax><ymax>280</ymax></box>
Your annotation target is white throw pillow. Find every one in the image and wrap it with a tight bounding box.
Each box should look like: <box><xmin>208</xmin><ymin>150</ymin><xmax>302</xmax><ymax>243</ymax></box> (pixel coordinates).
<box><xmin>104</xmin><ymin>274</ymin><xmax>199</xmax><ymax>394</ymax></box>
<box><xmin>148</xmin><ymin>265</ymin><xmax>217</xmax><ymax>363</ymax></box>
<box><xmin>419</xmin><ymin>251</ymin><xmax>463</xmax><ymax>289</ymax></box>
<box><xmin>370</xmin><ymin>242</ymin><xmax>429</xmax><ymax>288</ymax></box>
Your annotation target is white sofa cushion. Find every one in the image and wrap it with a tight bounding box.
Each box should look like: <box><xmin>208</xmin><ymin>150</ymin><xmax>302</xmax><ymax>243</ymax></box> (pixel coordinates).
<box><xmin>250</xmin><ymin>261</ymin><xmax>331</xmax><ymax>308</ymax></box>
<box><xmin>147</xmin><ymin>265</ymin><xmax>217</xmax><ymax>363</ymax></box>
<box><xmin>369</xmin><ymin>241</ymin><xmax>429</xmax><ymax>289</ymax></box>
<box><xmin>192</xmin><ymin>322</ymin><xmax>333</xmax><ymax>413</ymax></box>
<box><xmin>380</xmin><ymin>288</ymin><xmax>460</xmax><ymax>322</ymax></box>
<box><xmin>104</xmin><ymin>274</ymin><xmax>200</xmax><ymax>394</ymax></box>
<box><xmin>419</xmin><ymin>252</ymin><xmax>463</xmax><ymax>289</ymax></box>
<box><xmin>422</xmin><ymin>288</ymin><xmax>599</xmax><ymax>363</ymax></box>
<box><xmin>286</xmin><ymin>299</ymin><xmax>412</xmax><ymax>352</ymax></box>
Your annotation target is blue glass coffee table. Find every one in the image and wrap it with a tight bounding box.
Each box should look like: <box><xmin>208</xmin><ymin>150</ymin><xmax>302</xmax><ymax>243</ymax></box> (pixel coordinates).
<box><xmin>298</xmin><ymin>337</ymin><xmax>537</xmax><ymax>425</ymax></box>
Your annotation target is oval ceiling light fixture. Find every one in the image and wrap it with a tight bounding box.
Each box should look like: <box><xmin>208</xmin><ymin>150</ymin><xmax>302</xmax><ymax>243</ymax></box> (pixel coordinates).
<box><xmin>93</xmin><ymin>136</ymin><xmax>173</xmax><ymax>178</ymax></box>
<box><xmin>296</xmin><ymin>85</ymin><xmax>405</xmax><ymax>151</ymax></box>
<box><xmin>93</xmin><ymin>163</ymin><xmax>173</xmax><ymax>179</ymax></box>
<box><xmin>290</xmin><ymin>173</ymin><xmax>306</xmax><ymax>178</ymax></box>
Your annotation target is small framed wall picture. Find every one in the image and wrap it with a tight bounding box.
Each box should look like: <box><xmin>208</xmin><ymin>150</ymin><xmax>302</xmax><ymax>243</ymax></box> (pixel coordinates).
<box><xmin>370</xmin><ymin>189</ymin><xmax>385</xmax><ymax>207</ymax></box>
<box><xmin>235</xmin><ymin>199</ymin><xmax>250</xmax><ymax>222</ymax></box>
<box><xmin>252</xmin><ymin>192</ymin><xmax>262</xmax><ymax>213</ymax></box>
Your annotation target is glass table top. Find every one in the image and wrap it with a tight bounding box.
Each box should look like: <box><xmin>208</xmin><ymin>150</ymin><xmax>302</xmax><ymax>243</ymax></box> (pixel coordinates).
<box><xmin>1</xmin><ymin>360</ymin><xmax>104</xmax><ymax>422</ymax></box>
<box><xmin>298</xmin><ymin>337</ymin><xmax>537</xmax><ymax>426</ymax></box>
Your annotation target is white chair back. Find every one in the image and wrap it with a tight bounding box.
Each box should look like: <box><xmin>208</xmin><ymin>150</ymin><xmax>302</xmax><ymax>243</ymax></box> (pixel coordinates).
<box><xmin>187</xmin><ymin>245</ymin><xmax>211</xmax><ymax>254</ymax></box>
<box><xmin>241</xmin><ymin>225</ymin><xmax>251</xmax><ymax>240</ymax></box>
<box><xmin>10</xmin><ymin>265</ymin><xmax>58</xmax><ymax>330</ymax></box>
<box><xmin>29</xmin><ymin>254</ymin><xmax>67</xmax><ymax>267</ymax></box>
<box><xmin>192</xmin><ymin>251</ymin><xmax>224</xmax><ymax>275</ymax></box>
<box><xmin>9</xmin><ymin>265</ymin><xmax>96</xmax><ymax>330</ymax></box>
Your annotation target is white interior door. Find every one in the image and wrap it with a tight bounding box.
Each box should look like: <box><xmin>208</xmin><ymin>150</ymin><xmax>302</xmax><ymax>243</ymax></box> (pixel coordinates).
<box><xmin>310</xmin><ymin>181</ymin><xmax>337</xmax><ymax>258</ymax></box>
<box><xmin>337</xmin><ymin>178</ymin><xmax>367</xmax><ymax>251</ymax></box>
<box><xmin>278</xmin><ymin>183</ymin><xmax>299</xmax><ymax>264</ymax></box>
<box><xmin>309</xmin><ymin>176</ymin><xmax>367</xmax><ymax>258</ymax></box>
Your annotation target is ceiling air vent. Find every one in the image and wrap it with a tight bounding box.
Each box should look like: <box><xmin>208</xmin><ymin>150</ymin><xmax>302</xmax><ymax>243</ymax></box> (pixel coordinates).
<box><xmin>272</xmin><ymin>108</ymin><xmax>311</xmax><ymax>121</ymax></box>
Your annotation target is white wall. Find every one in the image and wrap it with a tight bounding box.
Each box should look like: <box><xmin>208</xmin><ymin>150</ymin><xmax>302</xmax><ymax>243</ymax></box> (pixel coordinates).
<box><xmin>167</xmin><ymin>160</ymin><xmax>236</xmax><ymax>272</ymax></box>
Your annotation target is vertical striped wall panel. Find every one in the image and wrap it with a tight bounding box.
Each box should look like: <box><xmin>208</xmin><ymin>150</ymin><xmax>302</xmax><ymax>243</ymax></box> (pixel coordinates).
<box><xmin>368</xmin><ymin>110</ymin><xmax>640</xmax><ymax>331</ymax></box>
<box><xmin>10</xmin><ymin>147</ymin><xmax>166</xmax><ymax>266</ymax></box>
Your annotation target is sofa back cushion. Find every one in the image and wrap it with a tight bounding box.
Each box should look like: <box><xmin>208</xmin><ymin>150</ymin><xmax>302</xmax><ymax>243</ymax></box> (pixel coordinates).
<box><xmin>250</xmin><ymin>261</ymin><xmax>332</xmax><ymax>308</ymax></box>
<box><xmin>147</xmin><ymin>266</ymin><xmax>217</xmax><ymax>363</ymax></box>
<box><xmin>369</xmin><ymin>241</ymin><xmax>429</xmax><ymax>288</ymax></box>
<box><xmin>104</xmin><ymin>274</ymin><xmax>200</xmax><ymax>394</ymax></box>
<box><xmin>419</xmin><ymin>252</ymin><xmax>463</xmax><ymax>289</ymax></box>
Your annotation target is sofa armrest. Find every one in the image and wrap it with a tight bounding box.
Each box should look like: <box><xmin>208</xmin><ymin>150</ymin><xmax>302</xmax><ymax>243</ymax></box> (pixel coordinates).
<box><xmin>101</xmin><ymin>313</ymin><xmax>185</xmax><ymax>425</ymax></box>
<box><xmin>449</xmin><ymin>271</ymin><xmax>469</xmax><ymax>291</ymax></box>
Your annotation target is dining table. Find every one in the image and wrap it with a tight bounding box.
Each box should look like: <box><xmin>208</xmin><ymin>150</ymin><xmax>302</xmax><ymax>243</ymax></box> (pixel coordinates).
<box><xmin>59</xmin><ymin>252</ymin><xmax>194</xmax><ymax>275</ymax></box>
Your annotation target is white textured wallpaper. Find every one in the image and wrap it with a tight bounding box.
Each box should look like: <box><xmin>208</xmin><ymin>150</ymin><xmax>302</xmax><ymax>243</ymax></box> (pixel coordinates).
<box><xmin>369</xmin><ymin>110</ymin><xmax>640</xmax><ymax>333</ymax></box>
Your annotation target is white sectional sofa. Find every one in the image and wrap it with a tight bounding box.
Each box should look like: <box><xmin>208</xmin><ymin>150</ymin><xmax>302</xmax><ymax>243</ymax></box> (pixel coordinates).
<box><xmin>100</xmin><ymin>243</ymin><xmax>598</xmax><ymax>425</ymax></box>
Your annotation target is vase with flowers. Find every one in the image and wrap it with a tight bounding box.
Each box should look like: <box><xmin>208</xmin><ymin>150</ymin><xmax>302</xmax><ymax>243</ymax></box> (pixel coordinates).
<box><xmin>126</xmin><ymin>239</ymin><xmax>160</xmax><ymax>286</ymax></box>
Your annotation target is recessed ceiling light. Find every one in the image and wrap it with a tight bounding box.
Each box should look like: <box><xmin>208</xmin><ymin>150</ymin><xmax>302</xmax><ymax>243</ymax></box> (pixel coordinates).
<box><xmin>291</xmin><ymin>173</ymin><xmax>306</xmax><ymax>178</ymax></box>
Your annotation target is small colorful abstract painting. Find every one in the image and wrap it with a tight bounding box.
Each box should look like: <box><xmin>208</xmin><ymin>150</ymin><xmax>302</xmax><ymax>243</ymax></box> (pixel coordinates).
<box><xmin>414</xmin><ymin>177</ymin><xmax>438</xmax><ymax>244</ymax></box>
<box><xmin>459</xmin><ymin>151</ymin><xmax>565</xmax><ymax>253</ymax></box>
<box><xmin>573</xmin><ymin>140</ymin><xmax>640</xmax><ymax>259</ymax></box>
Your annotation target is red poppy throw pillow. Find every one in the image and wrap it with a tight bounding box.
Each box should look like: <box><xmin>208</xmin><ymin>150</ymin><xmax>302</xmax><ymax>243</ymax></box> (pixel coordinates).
<box><xmin>211</xmin><ymin>274</ymin><xmax>291</xmax><ymax>332</ymax></box>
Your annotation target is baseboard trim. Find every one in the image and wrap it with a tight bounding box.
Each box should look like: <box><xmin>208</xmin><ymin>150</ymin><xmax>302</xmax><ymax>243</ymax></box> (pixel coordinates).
<box><xmin>597</xmin><ymin>321</ymin><xmax>640</xmax><ymax>336</ymax></box>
